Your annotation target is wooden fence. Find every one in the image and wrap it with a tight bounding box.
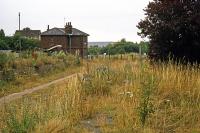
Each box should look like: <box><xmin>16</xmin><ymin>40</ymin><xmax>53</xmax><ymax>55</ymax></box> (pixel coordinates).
<box><xmin>87</xmin><ymin>53</ymin><xmax>147</xmax><ymax>61</ymax></box>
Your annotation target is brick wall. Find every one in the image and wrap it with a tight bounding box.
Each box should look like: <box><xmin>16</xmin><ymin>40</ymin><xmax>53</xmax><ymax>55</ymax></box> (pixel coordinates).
<box><xmin>41</xmin><ymin>35</ymin><xmax>88</xmax><ymax>57</ymax></box>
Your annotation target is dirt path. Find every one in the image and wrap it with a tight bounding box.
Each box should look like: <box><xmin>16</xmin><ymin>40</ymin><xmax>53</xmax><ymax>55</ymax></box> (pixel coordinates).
<box><xmin>0</xmin><ymin>73</ymin><xmax>79</xmax><ymax>106</ymax></box>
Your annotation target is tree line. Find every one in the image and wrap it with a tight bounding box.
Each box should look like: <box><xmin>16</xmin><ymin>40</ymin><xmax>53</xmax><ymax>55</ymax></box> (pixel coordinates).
<box><xmin>88</xmin><ymin>39</ymin><xmax>149</xmax><ymax>55</ymax></box>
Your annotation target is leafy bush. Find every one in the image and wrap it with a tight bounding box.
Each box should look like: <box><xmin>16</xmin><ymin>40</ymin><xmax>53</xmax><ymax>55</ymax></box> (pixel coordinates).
<box><xmin>0</xmin><ymin>53</ymin><xmax>16</xmax><ymax>82</ymax></box>
<box><xmin>3</xmin><ymin>105</ymin><xmax>37</xmax><ymax>133</ymax></box>
<box><xmin>0</xmin><ymin>40</ymin><xmax>9</xmax><ymax>50</ymax></box>
<box><xmin>2</xmin><ymin>69</ymin><xmax>15</xmax><ymax>82</ymax></box>
<box><xmin>0</xmin><ymin>53</ymin><xmax>9</xmax><ymax>70</ymax></box>
<box><xmin>0</xmin><ymin>29</ymin><xmax>5</xmax><ymax>39</ymax></box>
<box><xmin>138</xmin><ymin>65</ymin><xmax>157</xmax><ymax>127</ymax></box>
<box><xmin>88</xmin><ymin>45</ymin><xmax>101</xmax><ymax>55</ymax></box>
<box><xmin>1</xmin><ymin>34</ymin><xmax>39</xmax><ymax>51</ymax></box>
<box><xmin>75</xmin><ymin>56</ymin><xmax>81</xmax><ymax>66</ymax></box>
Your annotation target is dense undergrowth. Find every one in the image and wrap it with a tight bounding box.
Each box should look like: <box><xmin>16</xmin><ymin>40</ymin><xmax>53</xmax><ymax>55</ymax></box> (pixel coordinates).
<box><xmin>0</xmin><ymin>51</ymin><xmax>81</xmax><ymax>97</ymax></box>
<box><xmin>1</xmin><ymin>56</ymin><xmax>200</xmax><ymax>132</ymax></box>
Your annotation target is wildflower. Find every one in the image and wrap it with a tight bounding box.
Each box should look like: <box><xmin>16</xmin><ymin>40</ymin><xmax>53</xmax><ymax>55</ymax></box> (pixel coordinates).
<box><xmin>119</xmin><ymin>91</ymin><xmax>133</xmax><ymax>98</ymax></box>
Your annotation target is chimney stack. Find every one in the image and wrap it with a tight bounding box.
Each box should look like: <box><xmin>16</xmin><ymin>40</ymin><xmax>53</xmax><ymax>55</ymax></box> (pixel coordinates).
<box><xmin>65</xmin><ymin>22</ymin><xmax>72</xmax><ymax>34</ymax></box>
<box><xmin>47</xmin><ymin>25</ymin><xmax>50</xmax><ymax>31</ymax></box>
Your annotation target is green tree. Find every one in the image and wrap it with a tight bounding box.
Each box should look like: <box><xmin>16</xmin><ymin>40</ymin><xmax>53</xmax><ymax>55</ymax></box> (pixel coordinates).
<box><xmin>0</xmin><ymin>40</ymin><xmax>9</xmax><ymax>50</ymax></box>
<box><xmin>88</xmin><ymin>39</ymin><xmax>149</xmax><ymax>55</ymax></box>
<box><xmin>88</xmin><ymin>45</ymin><xmax>101</xmax><ymax>55</ymax></box>
<box><xmin>137</xmin><ymin>0</ymin><xmax>200</xmax><ymax>63</ymax></box>
<box><xmin>0</xmin><ymin>29</ymin><xmax>5</xmax><ymax>39</ymax></box>
<box><xmin>3</xmin><ymin>35</ymin><xmax>39</xmax><ymax>51</ymax></box>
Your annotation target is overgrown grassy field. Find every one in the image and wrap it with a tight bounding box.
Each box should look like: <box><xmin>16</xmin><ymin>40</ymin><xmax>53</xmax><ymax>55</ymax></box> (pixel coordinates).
<box><xmin>0</xmin><ymin>51</ymin><xmax>81</xmax><ymax>97</ymax></box>
<box><xmin>1</xmin><ymin>56</ymin><xmax>200</xmax><ymax>133</ymax></box>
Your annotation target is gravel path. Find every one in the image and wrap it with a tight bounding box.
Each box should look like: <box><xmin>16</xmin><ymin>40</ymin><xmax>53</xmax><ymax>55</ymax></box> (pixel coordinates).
<box><xmin>0</xmin><ymin>73</ymin><xmax>79</xmax><ymax>106</ymax></box>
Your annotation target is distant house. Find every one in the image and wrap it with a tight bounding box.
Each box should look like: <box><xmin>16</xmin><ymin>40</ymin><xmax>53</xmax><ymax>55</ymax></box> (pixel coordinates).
<box><xmin>15</xmin><ymin>28</ymin><xmax>41</xmax><ymax>40</ymax></box>
<box><xmin>40</xmin><ymin>22</ymin><xmax>89</xmax><ymax>57</ymax></box>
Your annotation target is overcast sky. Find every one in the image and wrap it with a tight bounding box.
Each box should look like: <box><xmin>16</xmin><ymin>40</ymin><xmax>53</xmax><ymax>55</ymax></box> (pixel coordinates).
<box><xmin>1</xmin><ymin>0</ymin><xmax>150</xmax><ymax>42</ymax></box>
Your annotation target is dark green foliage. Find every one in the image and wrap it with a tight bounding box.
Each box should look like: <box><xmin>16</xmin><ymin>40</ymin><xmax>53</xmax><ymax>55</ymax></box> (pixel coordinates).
<box><xmin>2</xmin><ymin>69</ymin><xmax>15</xmax><ymax>82</ymax></box>
<box><xmin>140</xmin><ymin>41</ymin><xmax>149</xmax><ymax>54</ymax></box>
<box><xmin>0</xmin><ymin>39</ymin><xmax>9</xmax><ymax>50</ymax></box>
<box><xmin>0</xmin><ymin>30</ymin><xmax>40</xmax><ymax>51</ymax></box>
<box><xmin>101</xmin><ymin>39</ymin><xmax>139</xmax><ymax>55</ymax></box>
<box><xmin>0</xmin><ymin>53</ymin><xmax>16</xmax><ymax>81</ymax></box>
<box><xmin>138</xmin><ymin>74</ymin><xmax>156</xmax><ymax>127</ymax></box>
<box><xmin>0</xmin><ymin>53</ymin><xmax>9</xmax><ymax>69</ymax></box>
<box><xmin>0</xmin><ymin>29</ymin><xmax>8</xmax><ymax>50</ymax></box>
<box><xmin>88</xmin><ymin>45</ymin><xmax>101</xmax><ymax>55</ymax></box>
<box><xmin>5</xmin><ymin>35</ymin><xmax>39</xmax><ymax>51</ymax></box>
<box><xmin>88</xmin><ymin>39</ymin><xmax>149</xmax><ymax>55</ymax></box>
<box><xmin>0</xmin><ymin>29</ymin><xmax>5</xmax><ymax>39</ymax></box>
<box><xmin>138</xmin><ymin>0</ymin><xmax>200</xmax><ymax>63</ymax></box>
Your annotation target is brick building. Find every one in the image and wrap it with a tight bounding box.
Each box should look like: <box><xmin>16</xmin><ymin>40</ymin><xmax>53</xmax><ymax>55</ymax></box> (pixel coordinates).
<box><xmin>15</xmin><ymin>27</ymin><xmax>41</xmax><ymax>40</ymax></box>
<box><xmin>40</xmin><ymin>22</ymin><xmax>89</xmax><ymax>57</ymax></box>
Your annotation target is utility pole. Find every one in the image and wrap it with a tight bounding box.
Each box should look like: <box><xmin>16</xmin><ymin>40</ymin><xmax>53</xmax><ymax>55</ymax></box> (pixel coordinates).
<box><xmin>19</xmin><ymin>12</ymin><xmax>21</xmax><ymax>31</ymax></box>
<box><xmin>18</xmin><ymin>12</ymin><xmax>21</xmax><ymax>54</ymax></box>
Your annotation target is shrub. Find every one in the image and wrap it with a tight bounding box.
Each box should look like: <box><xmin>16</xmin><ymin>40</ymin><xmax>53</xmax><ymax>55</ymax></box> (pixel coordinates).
<box><xmin>3</xmin><ymin>105</ymin><xmax>37</xmax><ymax>133</ymax></box>
<box><xmin>138</xmin><ymin>68</ymin><xmax>157</xmax><ymax>127</ymax></box>
<box><xmin>2</xmin><ymin>69</ymin><xmax>15</xmax><ymax>82</ymax></box>
<box><xmin>0</xmin><ymin>39</ymin><xmax>9</xmax><ymax>50</ymax></box>
<box><xmin>75</xmin><ymin>56</ymin><xmax>81</xmax><ymax>66</ymax></box>
<box><xmin>0</xmin><ymin>53</ymin><xmax>9</xmax><ymax>70</ymax></box>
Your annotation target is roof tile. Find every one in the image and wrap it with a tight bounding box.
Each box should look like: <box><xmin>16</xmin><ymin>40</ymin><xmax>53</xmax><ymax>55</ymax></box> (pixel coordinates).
<box><xmin>41</xmin><ymin>28</ymin><xmax>89</xmax><ymax>36</ymax></box>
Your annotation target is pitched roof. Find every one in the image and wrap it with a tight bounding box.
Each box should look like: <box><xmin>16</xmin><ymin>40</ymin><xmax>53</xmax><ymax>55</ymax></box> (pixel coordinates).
<box><xmin>41</xmin><ymin>28</ymin><xmax>89</xmax><ymax>36</ymax></box>
<box><xmin>15</xmin><ymin>29</ymin><xmax>41</xmax><ymax>38</ymax></box>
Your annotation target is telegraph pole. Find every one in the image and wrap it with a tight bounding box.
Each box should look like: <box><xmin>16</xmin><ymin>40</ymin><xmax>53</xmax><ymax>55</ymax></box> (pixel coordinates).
<box><xmin>18</xmin><ymin>12</ymin><xmax>21</xmax><ymax>54</ymax></box>
<box><xmin>19</xmin><ymin>12</ymin><xmax>21</xmax><ymax>31</ymax></box>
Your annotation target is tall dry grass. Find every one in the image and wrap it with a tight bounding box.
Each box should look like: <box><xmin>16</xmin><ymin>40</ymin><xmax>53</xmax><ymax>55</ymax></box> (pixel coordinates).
<box><xmin>0</xmin><ymin>52</ymin><xmax>81</xmax><ymax>97</ymax></box>
<box><xmin>1</xmin><ymin>57</ymin><xmax>200</xmax><ymax>132</ymax></box>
